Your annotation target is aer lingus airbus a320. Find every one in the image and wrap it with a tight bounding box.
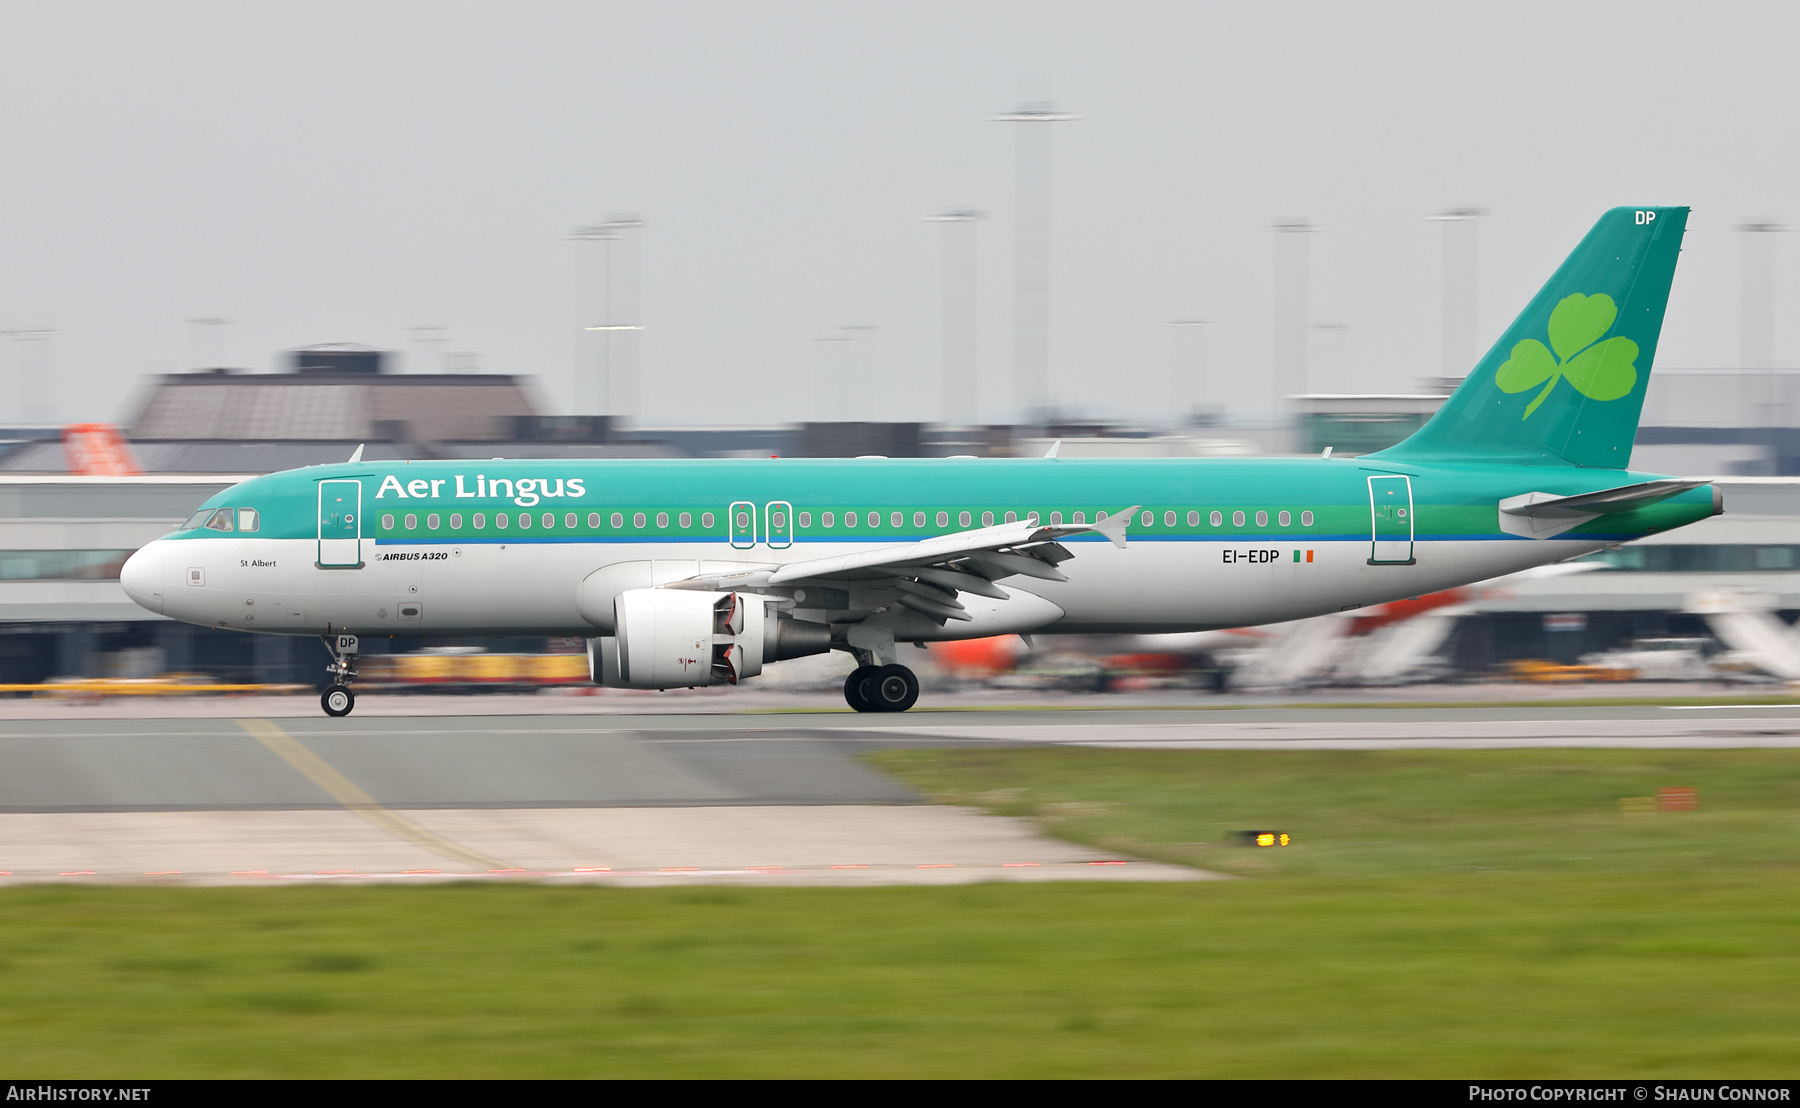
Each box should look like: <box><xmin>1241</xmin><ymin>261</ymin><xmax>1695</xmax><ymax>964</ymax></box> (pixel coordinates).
<box><xmin>121</xmin><ymin>206</ymin><xmax>1721</xmax><ymax>717</ymax></box>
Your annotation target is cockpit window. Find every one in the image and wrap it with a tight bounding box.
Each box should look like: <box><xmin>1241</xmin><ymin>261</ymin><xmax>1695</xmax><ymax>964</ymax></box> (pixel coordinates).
<box><xmin>237</xmin><ymin>508</ymin><xmax>259</xmax><ymax>532</ymax></box>
<box><xmin>203</xmin><ymin>509</ymin><xmax>235</xmax><ymax>532</ymax></box>
<box><xmin>181</xmin><ymin>510</ymin><xmax>211</xmax><ymax>531</ymax></box>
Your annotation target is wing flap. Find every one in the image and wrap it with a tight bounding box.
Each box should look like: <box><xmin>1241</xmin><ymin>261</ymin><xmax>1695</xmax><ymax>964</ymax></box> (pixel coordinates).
<box><xmin>764</xmin><ymin>507</ymin><xmax>1138</xmax><ymax>586</ymax></box>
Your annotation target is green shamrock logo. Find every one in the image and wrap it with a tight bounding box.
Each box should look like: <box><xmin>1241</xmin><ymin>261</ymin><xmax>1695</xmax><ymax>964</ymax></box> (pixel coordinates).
<box><xmin>1494</xmin><ymin>293</ymin><xmax>1639</xmax><ymax>418</ymax></box>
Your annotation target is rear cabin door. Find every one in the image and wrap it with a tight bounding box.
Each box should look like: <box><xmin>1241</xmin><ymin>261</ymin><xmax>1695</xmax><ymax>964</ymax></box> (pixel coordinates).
<box><xmin>1367</xmin><ymin>475</ymin><xmax>1415</xmax><ymax>565</ymax></box>
<box><xmin>318</xmin><ymin>479</ymin><xmax>364</xmax><ymax>568</ymax></box>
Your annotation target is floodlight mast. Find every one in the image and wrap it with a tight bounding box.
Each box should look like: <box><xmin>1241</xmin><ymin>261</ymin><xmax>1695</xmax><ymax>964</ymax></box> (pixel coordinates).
<box><xmin>1425</xmin><ymin>207</ymin><xmax>1487</xmax><ymax>380</ymax></box>
<box><xmin>1270</xmin><ymin>217</ymin><xmax>1315</xmax><ymax>420</ymax></box>
<box><xmin>1736</xmin><ymin>218</ymin><xmax>1789</xmax><ymax>470</ymax></box>
<box><xmin>925</xmin><ymin>209</ymin><xmax>984</xmax><ymax>426</ymax></box>
<box><xmin>570</xmin><ymin>216</ymin><xmax>646</xmax><ymax>418</ymax></box>
<box><xmin>993</xmin><ymin>103</ymin><xmax>1078</xmax><ymax>428</ymax></box>
<box><xmin>0</xmin><ymin>329</ymin><xmax>57</xmax><ymax>423</ymax></box>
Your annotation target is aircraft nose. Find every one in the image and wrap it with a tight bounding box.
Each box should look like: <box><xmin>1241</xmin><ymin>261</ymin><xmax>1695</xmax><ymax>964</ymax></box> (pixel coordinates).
<box><xmin>120</xmin><ymin>542</ymin><xmax>166</xmax><ymax>615</ymax></box>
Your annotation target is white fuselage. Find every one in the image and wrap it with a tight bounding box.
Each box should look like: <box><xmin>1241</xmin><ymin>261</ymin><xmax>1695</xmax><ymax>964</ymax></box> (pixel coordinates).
<box><xmin>121</xmin><ymin>532</ymin><xmax>1601</xmax><ymax>641</ymax></box>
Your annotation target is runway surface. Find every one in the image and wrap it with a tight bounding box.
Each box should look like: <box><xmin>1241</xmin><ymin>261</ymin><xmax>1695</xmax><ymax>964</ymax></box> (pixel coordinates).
<box><xmin>6</xmin><ymin>698</ymin><xmax>1799</xmax><ymax>885</ymax></box>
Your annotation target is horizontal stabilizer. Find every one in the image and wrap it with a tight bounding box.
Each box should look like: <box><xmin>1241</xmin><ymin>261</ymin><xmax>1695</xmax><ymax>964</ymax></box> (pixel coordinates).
<box><xmin>1498</xmin><ymin>479</ymin><xmax>1707</xmax><ymax>539</ymax></box>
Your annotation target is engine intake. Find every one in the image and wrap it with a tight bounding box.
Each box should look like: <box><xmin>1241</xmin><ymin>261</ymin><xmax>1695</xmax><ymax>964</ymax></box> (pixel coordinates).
<box><xmin>588</xmin><ymin>589</ymin><xmax>830</xmax><ymax>690</ymax></box>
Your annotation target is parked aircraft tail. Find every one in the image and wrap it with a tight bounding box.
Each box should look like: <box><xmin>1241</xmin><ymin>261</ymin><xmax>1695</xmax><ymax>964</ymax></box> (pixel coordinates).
<box><xmin>61</xmin><ymin>423</ymin><xmax>140</xmax><ymax>476</ymax></box>
<box><xmin>1374</xmin><ymin>206</ymin><xmax>1688</xmax><ymax>470</ymax></box>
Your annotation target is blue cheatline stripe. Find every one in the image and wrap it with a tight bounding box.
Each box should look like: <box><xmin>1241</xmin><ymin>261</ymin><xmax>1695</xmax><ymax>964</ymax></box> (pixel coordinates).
<box><xmin>368</xmin><ymin>531</ymin><xmax>1574</xmax><ymax>548</ymax></box>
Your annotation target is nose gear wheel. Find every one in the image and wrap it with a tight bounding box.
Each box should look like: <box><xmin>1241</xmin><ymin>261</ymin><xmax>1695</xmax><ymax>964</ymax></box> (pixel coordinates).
<box><xmin>321</xmin><ymin>684</ymin><xmax>355</xmax><ymax>717</ymax></box>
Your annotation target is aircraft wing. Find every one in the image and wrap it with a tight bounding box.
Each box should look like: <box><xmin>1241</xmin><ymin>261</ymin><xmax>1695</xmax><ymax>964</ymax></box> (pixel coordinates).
<box><xmin>665</xmin><ymin>506</ymin><xmax>1139</xmax><ymax>623</ymax></box>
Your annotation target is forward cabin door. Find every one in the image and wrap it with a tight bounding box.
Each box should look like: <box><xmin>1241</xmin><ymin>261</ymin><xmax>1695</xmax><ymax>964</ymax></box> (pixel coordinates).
<box><xmin>318</xmin><ymin>479</ymin><xmax>364</xmax><ymax>568</ymax></box>
<box><xmin>1367</xmin><ymin>475</ymin><xmax>1415</xmax><ymax>565</ymax></box>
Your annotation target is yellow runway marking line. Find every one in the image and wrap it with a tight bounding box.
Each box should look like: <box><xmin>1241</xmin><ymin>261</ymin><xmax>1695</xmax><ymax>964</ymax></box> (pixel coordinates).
<box><xmin>236</xmin><ymin>718</ymin><xmax>510</xmax><ymax>872</ymax></box>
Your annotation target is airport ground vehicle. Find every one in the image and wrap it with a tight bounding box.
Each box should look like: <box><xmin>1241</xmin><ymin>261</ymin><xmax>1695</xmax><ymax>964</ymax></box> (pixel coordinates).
<box><xmin>121</xmin><ymin>207</ymin><xmax>1720</xmax><ymax>715</ymax></box>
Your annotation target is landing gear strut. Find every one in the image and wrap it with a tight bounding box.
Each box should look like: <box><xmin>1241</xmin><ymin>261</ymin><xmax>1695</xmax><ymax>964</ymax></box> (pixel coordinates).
<box><xmin>321</xmin><ymin>633</ymin><xmax>359</xmax><ymax>718</ymax></box>
<box><xmin>844</xmin><ymin>663</ymin><xmax>920</xmax><ymax>713</ymax></box>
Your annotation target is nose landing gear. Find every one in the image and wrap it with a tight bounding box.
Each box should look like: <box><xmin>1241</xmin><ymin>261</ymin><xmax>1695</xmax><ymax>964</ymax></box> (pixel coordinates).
<box><xmin>843</xmin><ymin>663</ymin><xmax>920</xmax><ymax>713</ymax></box>
<box><xmin>320</xmin><ymin>633</ymin><xmax>360</xmax><ymax>718</ymax></box>
<box><xmin>322</xmin><ymin>684</ymin><xmax>355</xmax><ymax>717</ymax></box>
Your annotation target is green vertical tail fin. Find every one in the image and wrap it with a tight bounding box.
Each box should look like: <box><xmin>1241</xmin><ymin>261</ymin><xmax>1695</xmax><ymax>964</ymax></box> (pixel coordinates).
<box><xmin>1373</xmin><ymin>206</ymin><xmax>1688</xmax><ymax>469</ymax></box>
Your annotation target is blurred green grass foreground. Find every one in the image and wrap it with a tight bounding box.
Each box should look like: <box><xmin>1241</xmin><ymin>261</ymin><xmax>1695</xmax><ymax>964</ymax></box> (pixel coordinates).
<box><xmin>5</xmin><ymin>747</ymin><xmax>1800</xmax><ymax>1077</ymax></box>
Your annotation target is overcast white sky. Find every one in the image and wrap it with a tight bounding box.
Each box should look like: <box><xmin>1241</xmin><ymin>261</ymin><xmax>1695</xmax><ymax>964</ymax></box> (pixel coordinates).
<box><xmin>2</xmin><ymin>1</ymin><xmax>1796</xmax><ymax>428</ymax></box>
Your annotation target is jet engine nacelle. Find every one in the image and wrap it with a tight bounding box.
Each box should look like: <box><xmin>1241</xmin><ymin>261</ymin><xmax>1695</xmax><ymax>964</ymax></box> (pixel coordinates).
<box><xmin>588</xmin><ymin>589</ymin><xmax>830</xmax><ymax>690</ymax></box>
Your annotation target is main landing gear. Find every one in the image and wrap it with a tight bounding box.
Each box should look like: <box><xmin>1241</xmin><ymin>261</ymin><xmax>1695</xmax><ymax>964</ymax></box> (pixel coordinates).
<box><xmin>321</xmin><ymin>633</ymin><xmax>359</xmax><ymax>718</ymax></box>
<box><xmin>844</xmin><ymin>664</ymin><xmax>920</xmax><ymax>713</ymax></box>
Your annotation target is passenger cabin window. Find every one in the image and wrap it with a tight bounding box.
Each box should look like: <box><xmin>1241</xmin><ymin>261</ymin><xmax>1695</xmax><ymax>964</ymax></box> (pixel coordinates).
<box><xmin>1255</xmin><ymin>511</ymin><xmax>1268</xmax><ymax>527</ymax></box>
<box><xmin>681</xmin><ymin>512</ymin><xmax>693</xmax><ymax>528</ymax></box>
<box><xmin>1301</xmin><ymin>510</ymin><xmax>1314</xmax><ymax>526</ymax></box>
<box><xmin>473</xmin><ymin>513</ymin><xmax>486</xmax><ymax>529</ymax></box>
<box><xmin>427</xmin><ymin>513</ymin><xmax>440</xmax><ymax>529</ymax></box>
<box><xmin>611</xmin><ymin>513</ymin><xmax>623</xmax><ymax>528</ymax></box>
<box><xmin>1164</xmin><ymin>511</ymin><xmax>1176</xmax><ymax>527</ymax></box>
<box><xmin>702</xmin><ymin>512</ymin><xmax>715</xmax><ymax>528</ymax></box>
<box><xmin>451</xmin><ymin>513</ymin><xmax>463</xmax><ymax>529</ymax></box>
<box><xmin>404</xmin><ymin>514</ymin><xmax>417</xmax><ymax>529</ymax></box>
<box><xmin>1050</xmin><ymin>511</ymin><xmax>1062</xmax><ymax>525</ymax></box>
<box><xmin>1278</xmin><ymin>511</ymin><xmax>1291</xmax><ymax>527</ymax></box>
<box><xmin>822</xmin><ymin>511</ymin><xmax>834</xmax><ymax>528</ymax></box>
<box><xmin>1005</xmin><ymin>512</ymin><xmax>1017</xmax><ymax>524</ymax></box>
<box><xmin>937</xmin><ymin>511</ymin><xmax>949</xmax><ymax>527</ymax></box>
<box><xmin>656</xmin><ymin>512</ymin><xmax>668</xmax><ymax>528</ymax></box>
<box><xmin>634</xmin><ymin>512</ymin><xmax>647</xmax><ymax>528</ymax></box>
<box><xmin>565</xmin><ymin>513</ymin><xmax>577</xmax><ymax>529</ymax></box>
<box><xmin>982</xmin><ymin>511</ymin><xmax>994</xmax><ymax>526</ymax></box>
<box><xmin>960</xmin><ymin>511</ymin><xmax>972</xmax><ymax>527</ymax></box>
<box><xmin>204</xmin><ymin>509</ymin><xmax>235</xmax><ymax>532</ymax></box>
<box><xmin>1073</xmin><ymin>511</ymin><xmax>1085</xmax><ymax>524</ymax></box>
<box><xmin>891</xmin><ymin>512</ymin><xmax>903</xmax><ymax>528</ymax></box>
<box><xmin>589</xmin><ymin>513</ymin><xmax>601</xmax><ymax>528</ymax></box>
<box><xmin>846</xmin><ymin>512</ymin><xmax>858</xmax><ymax>527</ymax></box>
<box><xmin>1188</xmin><ymin>511</ymin><xmax>1200</xmax><ymax>527</ymax></box>
<box><xmin>382</xmin><ymin>514</ymin><xmax>396</xmax><ymax>530</ymax></box>
<box><xmin>496</xmin><ymin>513</ymin><xmax>509</xmax><ymax>529</ymax></box>
<box><xmin>1210</xmin><ymin>511</ymin><xmax>1223</xmax><ymax>527</ymax></box>
<box><xmin>237</xmin><ymin>508</ymin><xmax>259</xmax><ymax>532</ymax></box>
<box><xmin>1232</xmin><ymin>511</ymin><xmax>1245</xmax><ymax>527</ymax></box>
